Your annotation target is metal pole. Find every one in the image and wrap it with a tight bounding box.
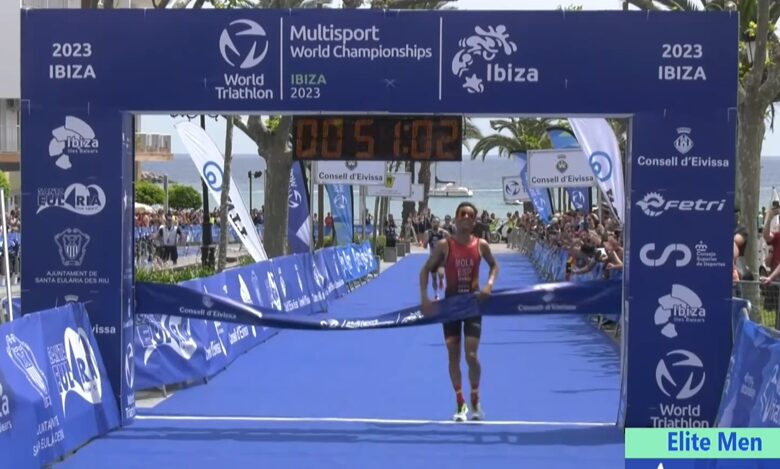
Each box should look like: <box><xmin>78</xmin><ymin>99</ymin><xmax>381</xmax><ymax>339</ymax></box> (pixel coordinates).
<box><xmin>248</xmin><ymin>171</ymin><xmax>253</xmax><ymax>213</ymax></box>
<box><xmin>200</xmin><ymin>115</ymin><xmax>214</xmax><ymax>268</ymax></box>
<box><xmin>359</xmin><ymin>185</ymin><xmax>366</xmax><ymax>241</ymax></box>
<box><xmin>163</xmin><ymin>174</ymin><xmax>169</xmax><ymax>213</ymax></box>
<box><xmin>1</xmin><ymin>189</ymin><xmax>13</xmax><ymax>322</ymax></box>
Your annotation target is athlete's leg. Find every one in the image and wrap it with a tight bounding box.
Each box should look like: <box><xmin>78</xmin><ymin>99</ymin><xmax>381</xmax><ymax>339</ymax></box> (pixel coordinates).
<box><xmin>443</xmin><ymin>321</ymin><xmax>467</xmax><ymax>421</ymax></box>
<box><xmin>464</xmin><ymin>317</ymin><xmax>483</xmax><ymax>419</ymax></box>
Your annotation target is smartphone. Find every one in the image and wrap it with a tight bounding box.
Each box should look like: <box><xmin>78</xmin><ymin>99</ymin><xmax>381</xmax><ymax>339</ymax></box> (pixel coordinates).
<box><xmin>773</xmin><ymin>200</ymin><xmax>779</xmax><ymax>209</ymax></box>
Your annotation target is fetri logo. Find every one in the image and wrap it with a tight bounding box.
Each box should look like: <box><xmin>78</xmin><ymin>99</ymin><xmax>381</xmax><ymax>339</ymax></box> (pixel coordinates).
<box><xmin>49</xmin><ymin>116</ymin><xmax>99</xmax><ymax>170</ymax></box>
<box><xmin>219</xmin><ymin>19</ymin><xmax>269</xmax><ymax>69</ymax></box>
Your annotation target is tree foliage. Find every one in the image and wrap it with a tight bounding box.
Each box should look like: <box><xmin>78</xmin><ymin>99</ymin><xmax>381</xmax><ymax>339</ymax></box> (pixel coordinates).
<box><xmin>135</xmin><ymin>180</ymin><xmax>165</xmax><ymax>205</ymax></box>
<box><xmin>168</xmin><ymin>184</ymin><xmax>203</xmax><ymax>210</ymax></box>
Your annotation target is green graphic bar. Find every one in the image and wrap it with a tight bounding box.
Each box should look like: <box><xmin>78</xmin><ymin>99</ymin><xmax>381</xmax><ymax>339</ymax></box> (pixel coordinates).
<box><xmin>626</xmin><ymin>429</ymin><xmax>780</xmax><ymax>459</ymax></box>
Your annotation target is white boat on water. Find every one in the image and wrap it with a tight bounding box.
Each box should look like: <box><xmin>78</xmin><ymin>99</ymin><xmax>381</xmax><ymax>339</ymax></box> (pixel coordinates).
<box><xmin>429</xmin><ymin>182</ymin><xmax>474</xmax><ymax>198</ymax></box>
<box><xmin>429</xmin><ymin>164</ymin><xmax>473</xmax><ymax>198</ymax></box>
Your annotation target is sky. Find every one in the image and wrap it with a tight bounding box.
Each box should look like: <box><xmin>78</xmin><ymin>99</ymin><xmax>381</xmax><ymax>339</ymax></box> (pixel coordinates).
<box><xmin>140</xmin><ymin>0</ymin><xmax>780</xmax><ymax>157</ymax></box>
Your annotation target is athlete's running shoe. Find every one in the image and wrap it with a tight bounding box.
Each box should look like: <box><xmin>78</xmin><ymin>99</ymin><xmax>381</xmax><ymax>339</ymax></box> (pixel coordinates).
<box><xmin>471</xmin><ymin>403</ymin><xmax>484</xmax><ymax>421</ymax></box>
<box><xmin>453</xmin><ymin>403</ymin><xmax>469</xmax><ymax>422</ymax></box>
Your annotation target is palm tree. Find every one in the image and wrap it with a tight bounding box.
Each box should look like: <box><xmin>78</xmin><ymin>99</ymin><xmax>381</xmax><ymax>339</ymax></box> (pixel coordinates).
<box><xmin>469</xmin><ymin>118</ymin><xmax>555</xmax><ymax>160</ymax></box>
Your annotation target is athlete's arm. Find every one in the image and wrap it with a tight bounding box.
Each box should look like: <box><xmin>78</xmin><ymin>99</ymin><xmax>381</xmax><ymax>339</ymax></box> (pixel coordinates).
<box><xmin>478</xmin><ymin>239</ymin><xmax>499</xmax><ymax>299</ymax></box>
<box><xmin>420</xmin><ymin>240</ymin><xmax>447</xmax><ymax>314</ymax></box>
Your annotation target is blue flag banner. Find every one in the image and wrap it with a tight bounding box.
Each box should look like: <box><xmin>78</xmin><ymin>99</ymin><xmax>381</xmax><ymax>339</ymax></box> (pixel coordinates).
<box><xmin>716</xmin><ymin>300</ymin><xmax>780</xmax><ymax>428</ymax></box>
<box><xmin>325</xmin><ymin>184</ymin><xmax>354</xmax><ymax>246</ymax></box>
<box><xmin>135</xmin><ymin>279</ymin><xmax>621</xmax><ymax>332</ymax></box>
<box><xmin>287</xmin><ymin>162</ymin><xmax>312</xmax><ymax>254</ymax></box>
<box><xmin>546</xmin><ymin>126</ymin><xmax>591</xmax><ymax>214</ymax></box>
<box><xmin>0</xmin><ymin>303</ymin><xmax>120</xmax><ymax>468</ymax></box>
<box><xmin>513</xmin><ymin>152</ymin><xmax>554</xmax><ymax>223</ymax></box>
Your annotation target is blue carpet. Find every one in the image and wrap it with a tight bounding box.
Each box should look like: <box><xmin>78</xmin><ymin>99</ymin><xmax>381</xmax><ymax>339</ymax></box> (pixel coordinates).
<box><xmin>57</xmin><ymin>253</ymin><xmax>624</xmax><ymax>468</ymax></box>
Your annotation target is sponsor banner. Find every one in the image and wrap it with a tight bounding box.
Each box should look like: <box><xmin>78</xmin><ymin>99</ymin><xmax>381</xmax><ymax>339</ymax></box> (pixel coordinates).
<box><xmin>287</xmin><ymin>161</ymin><xmax>312</xmax><ymax>254</ymax></box>
<box><xmin>546</xmin><ymin>126</ymin><xmax>591</xmax><ymax>214</ymax></box>
<box><xmin>21</xmin><ymin>109</ymin><xmax>133</xmax><ymax>428</ymax></box>
<box><xmin>22</xmin><ymin>11</ymin><xmax>735</xmax><ymax>113</ymax></box>
<box><xmin>528</xmin><ymin>148</ymin><xmax>595</xmax><ymax>189</ymax></box>
<box><xmin>569</xmin><ymin>118</ymin><xmax>625</xmax><ymax>223</ymax></box>
<box><xmin>366</xmin><ymin>172</ymin><xmax>412</xmax><ymax>198</ymax></box>
<box><xmin>622</xmin><ymin>109</ymin><xmax>736</xmax><ymax>428</ymax></box>
<box><xmin>325</xmin><ymin>184</ymin><xmax>354</xmax><ymax>246</ymax></box>
<box><xmin>502</xmin><ymin>176</ymin><xmax>529</xmax><ymax>203</ymax></box>
<box><xmin>0</xmin><ymin>303</ymin><xmax>120</xmax><ymax>468</ymax></box>
<box><xmin>313</xmin><ymin>161</ymin><xmax>386</xmax><ymax>185</ymax></box>
<box><xmin>135</xmin><ymin>277</ymin><xmax>620</xmax><ymax>332</ymax></box>
<box><xmin>513</xmin><ymin>152</ymin><xmax>553</xmax><ymax>223</ymax></box>
<box><xmin>175</xmin><ymin>121</ymin><xmax>268</xmax><ymax>261</ymax></box>
<box><xmin>716</xmin><ymin>308</ymin><xmax>780</xmax><ymax>428</ymax></box>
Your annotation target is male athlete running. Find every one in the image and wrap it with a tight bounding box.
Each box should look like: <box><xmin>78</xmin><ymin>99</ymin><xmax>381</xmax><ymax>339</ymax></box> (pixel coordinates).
<box><xmin>425</xmin><ymin>217</ymin><xmax>450</xmax><ymax>299</ymax></box>
<box><xmin>419</xmin><ymin>202</ymin><xmax>499</xmax><ymax>422</ymax></box>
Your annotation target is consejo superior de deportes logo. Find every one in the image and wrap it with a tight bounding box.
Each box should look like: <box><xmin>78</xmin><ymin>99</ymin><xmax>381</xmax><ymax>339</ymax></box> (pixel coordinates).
<box><xmin>219</xmin><ymin>19</ymin><xmax>269</xmax><ymax>69</ymax></box>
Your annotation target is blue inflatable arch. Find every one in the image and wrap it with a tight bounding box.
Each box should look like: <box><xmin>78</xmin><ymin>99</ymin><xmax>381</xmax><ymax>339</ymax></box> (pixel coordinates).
<box><xmin>20</xmin><ymin>9</ymin><xmax>738</xmax><ymax>428</ymax></box>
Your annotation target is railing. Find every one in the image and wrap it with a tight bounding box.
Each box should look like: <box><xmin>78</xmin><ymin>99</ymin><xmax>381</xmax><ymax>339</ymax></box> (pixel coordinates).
<box><xmin>733</xmin><ymin>280</ymin><xmax>779</xmax><ymax>330</ymax></box>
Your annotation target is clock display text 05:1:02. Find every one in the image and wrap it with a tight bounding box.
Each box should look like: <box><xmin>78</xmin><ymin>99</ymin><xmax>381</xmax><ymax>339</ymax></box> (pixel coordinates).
<box><xmin>292</xmin><ymin>115</ymin><xmax>463</xmax><ymax>161</ymax></box>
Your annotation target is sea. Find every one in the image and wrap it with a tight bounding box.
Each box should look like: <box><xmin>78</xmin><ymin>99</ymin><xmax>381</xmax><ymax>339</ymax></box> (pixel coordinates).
<box><xmin>141</xmin><ymin>153</ymin><xmax>780</xmax><ymax>223</ymax></box>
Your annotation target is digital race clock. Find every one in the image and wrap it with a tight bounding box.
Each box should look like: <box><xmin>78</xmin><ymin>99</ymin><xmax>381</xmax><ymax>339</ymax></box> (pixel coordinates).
<box><xmin>292</xmin><ymin>115</ymin><xmax>462</xmax><ymax>161</ymax></box>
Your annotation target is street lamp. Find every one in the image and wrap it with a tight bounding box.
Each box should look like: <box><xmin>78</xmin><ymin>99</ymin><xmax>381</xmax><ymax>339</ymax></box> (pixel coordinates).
<box><xmin>248</xmin><ymin>170</ymin><xmax>263</xmax><ymax>212</ymax></box>
<box><xmin>744</xmin><ymin>32</ymin><xmax>757</xmax><ymax>66</ymax></box>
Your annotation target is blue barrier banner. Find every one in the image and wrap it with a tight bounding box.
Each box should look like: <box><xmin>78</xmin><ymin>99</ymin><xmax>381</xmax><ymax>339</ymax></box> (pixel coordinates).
<box><xmin>326</xmin><ymin>184</ymin><xmax>354</xmax><ymax>246</ymax></box>
<box><xmin>134</xmin><ymin>313</ymin><xmax>206</xmax><ymax>390</ymax></box>
<box><xmin>547</xmin><ymin>126</ymin><xmax>591</xmax><ymax>214</ymax></box>
<box><xmin>622</xmin><ymin>109</ymin><xmax>736</xmax><ymax>428</ymax></box>
<box><xmin>321</xmin><ymin>248</ymin><xmax>348</xmax><ymax>298</ymax></box>
<box><xmin>0</xmin><ymin>303</ymin><xmax>119</xmax><ymax>468</ymax></box>
<box><xmin>514</xmin><ymin>152</ymin><xmax>553</xmax><ymax>223</ymax></box>
<box><xmin>716</xmin><ymin>310</ymin><xmax>780</xmax><ymax>428</ymax></box>
<box><xmin>271</xmin><ymin>254</ymin><xmax>315</xmax><ymax>315</ymax></box>
<box><xmin>314</xmin><ymin>249</ymin><xmax>339</xmax><ymax>301</ymax></box>
<box><xmin>136</xmin><ymin>278</ymin><xmax>620</xmax><ymax>331</ymax></box>
<box><xmin>287</xmin><ymin>161</ymin><xmax>312</xmax><ymax>254</ymax></box>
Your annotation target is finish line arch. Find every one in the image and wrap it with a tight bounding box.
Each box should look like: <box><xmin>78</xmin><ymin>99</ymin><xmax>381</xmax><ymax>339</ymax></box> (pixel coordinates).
<box><xmin>20</xmin><ymin>8</ymin><xmax>738</xmax><ymax>429</ymax></box>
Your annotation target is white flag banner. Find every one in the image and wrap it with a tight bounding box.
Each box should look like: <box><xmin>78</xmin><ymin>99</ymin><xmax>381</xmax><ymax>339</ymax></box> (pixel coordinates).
<box><xmin>568</xmin><ymin>118</ymin><xmax>625</xmax><ymax>224</ymax></box>
<box><xmin>175</xmin><ymin>121</ymin><xmax>268</xmax><ymax>262</ymax></box>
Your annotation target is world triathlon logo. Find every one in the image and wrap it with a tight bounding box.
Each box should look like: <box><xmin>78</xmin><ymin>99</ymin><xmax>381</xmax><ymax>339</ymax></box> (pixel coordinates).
<box><xmin>49</xmin><ymin>116</ymin><xmax>99</xmax><ymax>170</ymax></box>
<box><xmin>219</xmin><ymin>19</ymin><xmax>269</xmax><ymax>69</ymax></box>
<box><xmin>655</xmin><ymin>349</ymin><xmax>705</xmax><ymax>400</ymax></box>
<box><xmin>451</xmin><ymin>25</ymin><xmax>538</xmax><ymax>94</ymax></box>
<box><xmin>504</xmin><ymin>179</ymin><xmax>523</xmax><ymax>197</ymax></box>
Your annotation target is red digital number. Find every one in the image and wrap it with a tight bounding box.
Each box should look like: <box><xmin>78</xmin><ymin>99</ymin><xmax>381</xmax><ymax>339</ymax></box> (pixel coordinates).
<box><xmin>321</xmin><ymin>118</ymin><xmax>343</xmax><ymax>159</ymax></box>
<box><xmin>435</xmin><ymin>118</ymin><xmax>459</xmax><ymax>160</ymax></box>
<box><xmin>411</xmin><ymin>119</ymin><xmax>433</xmax><ymax>160</ymax></box>
<box><xmin>354</xmin><ymin>119</ymin><xmax>375</xmax><ymax>159</ymax></box>
<box><xmin>295</xmin><ymin>118</ymin><xmax>318</xmax><ymax>159</ymax></box>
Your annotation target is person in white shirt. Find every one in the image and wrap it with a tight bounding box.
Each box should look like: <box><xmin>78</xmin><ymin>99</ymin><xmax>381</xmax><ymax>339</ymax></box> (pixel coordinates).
<box><xmin>155</xmin><ymin>212</ymin><xmax>184</xmax><ymax>265</ymax></box>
